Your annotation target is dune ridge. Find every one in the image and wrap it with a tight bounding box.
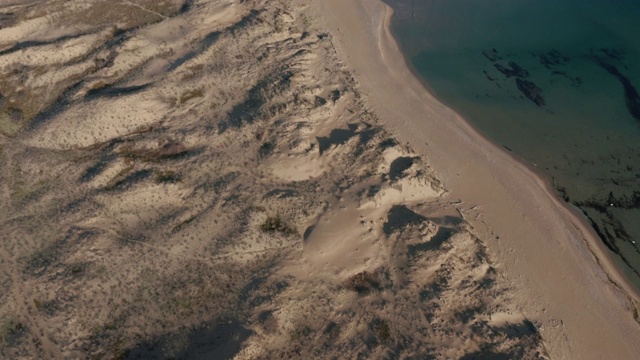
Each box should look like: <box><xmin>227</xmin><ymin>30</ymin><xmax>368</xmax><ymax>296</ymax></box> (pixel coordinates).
<box><xmin>312</xmin><ymin>0</ymin><xmax>640</xmax><ymax>358</ymax></box>
<box><xmin>0</xmin><ymin>0</ymin><xmax>635</xmax><ymax>358</ymax></box>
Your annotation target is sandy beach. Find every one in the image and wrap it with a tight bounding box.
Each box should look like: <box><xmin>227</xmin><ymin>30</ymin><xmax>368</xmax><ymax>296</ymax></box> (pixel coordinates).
<box><xmin>0</xmin><ymin>0</ymin><xmax>638</xmax><ymax>358</ymax></box>
<box><xmin>312</xmin><ymin>0</ymin><xmax>640</xmax><ymax>358</ymax></box>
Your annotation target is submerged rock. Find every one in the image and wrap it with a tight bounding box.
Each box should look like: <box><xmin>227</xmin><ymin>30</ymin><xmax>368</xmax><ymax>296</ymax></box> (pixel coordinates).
<box><xmin>539</xmin><ymin>49</ymin><xmax>570</xmax><ymax>68</ymax></box>
<box><xmin>515</xmin><ymin>78</ymin><xmax>545</xmax><ymax>107</ymax></box>
<box><xmin>599</xmin><ymin>48</ymin><xmax>625</xmax><ymax>62</ymax></box>
<box><xmin>494</xmin><ymin>61</ymin><xmax>530</xmax><ymax>78</ymax></box>
<box><xmin>592</xmin><ymin>56</ymin><xmax>640</xmax><ymax>122</ymax></box>
<box><xmin>482</xmin><ymin>48</ymin><xmax>501</xmax><ymax>62</ymax></box>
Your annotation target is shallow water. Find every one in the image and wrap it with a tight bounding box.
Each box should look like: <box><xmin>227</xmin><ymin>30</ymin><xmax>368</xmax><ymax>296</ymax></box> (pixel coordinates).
<box><xmin>385</xmin><ymin>0</ymin><xmax>640</xmax><ymax>286</ymax></box>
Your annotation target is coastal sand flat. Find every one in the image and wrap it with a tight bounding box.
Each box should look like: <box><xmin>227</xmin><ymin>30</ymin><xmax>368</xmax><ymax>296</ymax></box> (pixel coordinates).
<box><xmin>0</xmin><ymin>0</ymin><xmax>637</xmax><ymax>358</ymax></box>
<box><xmin>312</xmin><ymin>0</ymin><xmax>640</xmax><ymax>358</ymax></box>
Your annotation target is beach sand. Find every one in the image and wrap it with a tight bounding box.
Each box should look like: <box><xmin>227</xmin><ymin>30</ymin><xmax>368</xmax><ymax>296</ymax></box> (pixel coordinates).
<box><xmin>312</xmin><ymin>0</ymin><xmax>640</xmax><ymax>358</ymax></box>
<box><xmin>0</xmin><ymin>0</ymin><xmax>638</xmax><ymax>358</ymax></box>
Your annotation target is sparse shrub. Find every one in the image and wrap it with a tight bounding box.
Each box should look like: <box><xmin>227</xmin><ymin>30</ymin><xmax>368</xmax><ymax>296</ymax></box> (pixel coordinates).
<box><xmin>258</xmin><ymin>141</ymin><xmax>275</xmax><ymax>158</ymax></box>
<box><xmin>118</xmin><ymin>142</ymin><xmax>189</xmax><ymax>162</ymax></box>
<box><xmin>103</xmin><ymin>165</ymin><xmax>135</xmax><ymax>190</ymax></box>
<box><xmin>345</xmin><ymin>271</ymin><xmax>380</xmax><ymax>294</ymax></box>
<box><xmin>323</xmin><ymin>321</ymin><xmax>340</xmax><ymax>340</ymax></box>
<box><xmin>24</xmin><ymin>246</ymin><xmax>56</xmax><ymax>276</ymax></box>
<box><xmin>172</xmin><ymin>214</ymin><xmax>198</xmax><ymax>233</ymax></box>
<box><xmin>1</xmin><ymin>318</ymin><xmax>25</xmax><ymax>345</ymax></box>
<box><xmin>179</xmin><ymin>88</ymin><xmax>204</xmax><ymax>104</ymax></box>
<box><xmin>290</xmin><ymin>323</ymin><xmax>312</xmax><ymax>340</ymax></box>
<box><xmin>33</xmin><ymin>298</ymin><xmax>59</xmax><ymax>316</ymax></box>
<box><xmin>379</xmin><ymin>138</ymin><xmax>398</xmax><ymax>149</ymax></box>
<box><xmin>372</xmin><ymin>319</ymin><xmax>391</xmax><ymax>342</ymax></box>
<box><xmin>260</xmin><ymin>215</ymin><xmax>296</xmax><ymax>235</ymax></box>
<box><xmin>329</xmin><ymin>89</ymin><xmax>341</xmax><ymax>102</ymax></box>
<box><xmin>314</xmin><ymin>96</ymin><xmax>327</xmax><ymax>107</ymax></box>
<box><xmin>155</xmin><ymin>170</ymin><xmax>181</xmax><ymax>183</ymax></box>
<box><xmin>64</xmin><ymin>262</ymin><xmax>89</xmax><ymax>278</ymax></box>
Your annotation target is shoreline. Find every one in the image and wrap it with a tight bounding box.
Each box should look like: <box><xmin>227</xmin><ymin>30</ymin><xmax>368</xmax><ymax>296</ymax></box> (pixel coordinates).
<box><xmin>313</xmin><ymin>0</ymin><xmax>640</xmax><ymax>357</ymax></box>
<box><xmin>382</xmin><ymin>3</ymin><xmax>640</xmax><ymax>296</ymax></box>
<box><xmin>377</xmin><ymin>0</ymin><xmax>640</xmax><ymax>306</ymax></box>
<box><xmin>382</xmin><ymin>5</ymin><xmax>640</xmax><ymax>300</ymax></box>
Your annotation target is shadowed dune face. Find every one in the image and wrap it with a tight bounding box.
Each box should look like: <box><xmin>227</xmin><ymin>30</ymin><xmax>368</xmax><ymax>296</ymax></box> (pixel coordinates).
<box><xmin>0</xmin><ymin>0</ymin><xmax>548</xmax><ymax>359</ymax></box>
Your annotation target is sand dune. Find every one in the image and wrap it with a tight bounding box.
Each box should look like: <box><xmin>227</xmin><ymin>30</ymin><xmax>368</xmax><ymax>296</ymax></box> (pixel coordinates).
<box><xmin>313</xmin><ymin>0</ymin><xmax>640</xmax><ymax>359</ymax></box>
<box><xmin>0</xmin><ymin>0</ymin><xmax>635</xmax><ymax>358</ymax></box>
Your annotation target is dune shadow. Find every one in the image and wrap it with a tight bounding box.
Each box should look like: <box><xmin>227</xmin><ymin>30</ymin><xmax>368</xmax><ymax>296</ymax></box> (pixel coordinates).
<box><xmin>408</xmin><ymin>227</ymin><xmax>455</xmax><ymax>256</ymax></box>
<box><xmin>316</xmin><ymin>124</ymin><xmax>359</xmax><ymax>154</ymax></box>
<box><xmin>389</xmin><ymin>156</ymin><xmax>417</xmax><ymax>181</ymax></box>
<box><xmin>125</xmin><ymin>318</ymin><xmax>253</xmax><ymax>360</ymax></box>
<box><xmin>383</xmin><ymin>205</ymin><xmax>427</xmax><ymax>235</ymax></box>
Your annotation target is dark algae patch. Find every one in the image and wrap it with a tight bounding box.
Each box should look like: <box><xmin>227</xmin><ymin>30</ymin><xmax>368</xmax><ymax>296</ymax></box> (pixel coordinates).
<box><xmin>515</xmin><ymin>79</ymin><xmax>545</xmax><ymax>107</ymax></box>
<box><xmin>539</xmin><ymin>49</ymin><xmax>571</xmax><ymax>69</ymax></box>
<box><xmin>482</xmin><ymin>51</ymin><xmax>545</xmax><ymax>107</ymax></box>
<box><xmin>592</xmin><ymin>51</ymin><xmax>640</xmax><ymax>122</ymax></box>
<box><xmin>494</xmin><ymin>61</ymin><xmax>529</xmax><ymax>79</ymax></box>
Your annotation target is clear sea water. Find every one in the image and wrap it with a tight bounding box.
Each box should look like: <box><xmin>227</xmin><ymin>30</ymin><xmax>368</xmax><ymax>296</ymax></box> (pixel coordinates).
<box><xmin>384</xmin><ymin>0</ymin><xmax>640</xmax><ymax>287</ymax></box>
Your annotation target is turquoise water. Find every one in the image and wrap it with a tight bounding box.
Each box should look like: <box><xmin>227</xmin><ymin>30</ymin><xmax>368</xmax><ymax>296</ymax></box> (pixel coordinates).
<box><xmin>385</xmin><ymin>0</ymin><xmax>640</xmax><ymax>286</ymax></box>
